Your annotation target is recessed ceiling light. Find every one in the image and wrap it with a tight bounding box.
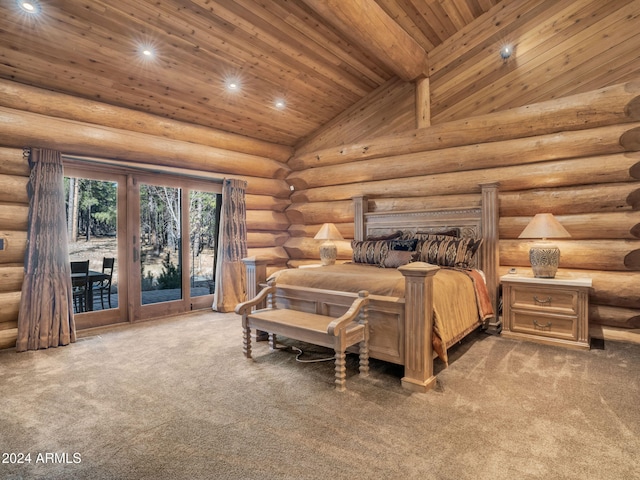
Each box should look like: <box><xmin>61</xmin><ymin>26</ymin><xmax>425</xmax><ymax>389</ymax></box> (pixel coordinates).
<box><xmin>274</xmin><ymin>99</ymin><xmax>286</xmax><ymax>109</ymax></box>
<box><xmin>17</xmin><ymin>0</ymin><xmax>40</xmax><ymax>14</ymax></box>
<box><xmin>141</xmin><ymin>48</ymin><xmax>154</xmax><ymax>58</ymax></box>
<box><xmin>226</xmin><ymin>81</ymin><xmax>240</xmax><ymax>92</ymax></box>
<box><xmin>500</xmin><ymin>45</ymin><xmax>512</xmax><ymax>59</ymax></box>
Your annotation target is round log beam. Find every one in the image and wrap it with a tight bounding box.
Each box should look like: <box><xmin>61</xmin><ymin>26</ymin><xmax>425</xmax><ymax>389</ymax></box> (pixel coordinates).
<box><xmin>0</xmin><ymin>266</ymin><xmax>24</xmax><ymax>293</ymax></box>
<box><xmin>500</xmin><ymin>212</ymin><xmax>640</xmax><ymax>239</ymax></box>
<box><xmin>0</xmin><ymin>204</ymin><xmax>28</xmax><ymax>231</ymax></box>
<box><xmin>0</xmin><ymin>148</ymin><xmax>29</xmax><ymax>176</ymax></box>
<box><xmin>0</xmin><ymin>291</ymin><xmax>20</xmax><ymax>323</ymax></box>
<box><xmin>292</xmin><ymin>154</ymin><xmax>639</xmax><ymax>202</ymax></box>
<box><xmin>0</xmin><ymin>80</ymin><xmax>293</xmax><ymax>162</ymax></box>
<box><xmin>246</xmin><ymin>210</ymin><xmax>290</xmax><ymax>231</ymax></box>
<box><xmin>0</xmin><ymin>107</ymin><xmax>290</xmax><ymax>180</ymax></box>
<box><xmin>287</xmin><ymin>123</ymin><xmax>639</xmax><ymax>190</ymax></box>
<box><xmin>589</xmin><ymin>304</ymin><xmax>640</xmax><ymax>329</ymax></box>
<box><xmin>247</xmin><ymin>232</ymin><xmax>289</xmax><ymax>248</ymax></box>
<box><xmin>0</xmin><ymin>231</ymin><xmax>27</xmax><ymax>264</ymax></box>
<box><xmin>500</xmin><ymin>183</ymin><xmax>640</xmax><ymax>216</ymax></box>
<box><xmin>0</xmin><ymin>175</ymin><xmax>29</xmax><ymax>205</ymax></box>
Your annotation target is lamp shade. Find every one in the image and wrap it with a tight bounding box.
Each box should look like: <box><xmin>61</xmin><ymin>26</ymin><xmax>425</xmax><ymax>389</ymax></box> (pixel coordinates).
<box><xmin>313</xmin><ymin>223</ymin><xmax>342</xmax><ymax>266</ymax></box>
<box><xmin>519</xmin><ymin>213</ymin><xmax>570</xmax><ymax>278</ymax></box>
<box><xmin>314</xmin><ymin>223</ymin><xmax>344</xmax><ymax>240</ymax></box>
<box><xmin>518</xmin><ymin>213</ymin><xmax>570</xmax><ymax>240</ymax></box>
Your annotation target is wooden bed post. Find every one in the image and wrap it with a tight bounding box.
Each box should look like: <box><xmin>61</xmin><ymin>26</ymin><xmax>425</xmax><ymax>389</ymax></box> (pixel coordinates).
<box><xmin>352</xmin><ymin>195</ymin><xmax>368</xmax><ymax>241</ymax></box>
<box><xmin>242</xmin><ymin>257</ymin><xmax>269</xmax><ymax>300</ymax></box>
<box><xmin>398</xmin><ymin>262</ymin><xmax>440</xmax><ymax>393</ymax></box>
<box><xmin>241</xmin><ymin>257</ymin><xmax>270</xmax><ymax>340</ymax></box>
<box><xmin>480</xmin><ymin>182</ymin><xmax>501</xmax><ymax>332</ymax></box>
<box><xmin>242</xmin><ymin>256</ymin><xmax>269</xmax><ymax>304</ymax></box>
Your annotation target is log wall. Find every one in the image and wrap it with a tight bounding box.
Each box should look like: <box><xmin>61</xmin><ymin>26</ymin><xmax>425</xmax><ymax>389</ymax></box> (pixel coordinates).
<box><xmin>0</xmin><ymin>86</ymin><xmax>293</xmax><ymax>348</ymax></box>
<box><xmin>285</xmin><ymin>81</ymin><xmax>640</xmax><ymax>343</ymax></box>
<box><xmin>0</xmin><ymin>147</ymin><xmax>29</xmax><ymax>349</ymax></box>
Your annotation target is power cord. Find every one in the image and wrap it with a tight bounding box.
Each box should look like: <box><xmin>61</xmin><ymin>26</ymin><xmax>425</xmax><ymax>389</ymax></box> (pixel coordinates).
<box><xmin>288</xmin><ymin>345</ymin><xmax>334</xmax><ymax>363</ymax></box>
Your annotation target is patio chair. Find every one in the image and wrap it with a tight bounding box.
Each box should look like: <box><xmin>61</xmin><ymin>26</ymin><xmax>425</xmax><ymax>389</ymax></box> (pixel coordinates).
<box><xmin>70</xmin><ymin>260</ymin><xmax>90</xmax><ymax>313</ymax></box>
<box><xmin>92</xmin><ymin>257</ymin><xmax>115</xmax><ymax>309</ymax></box>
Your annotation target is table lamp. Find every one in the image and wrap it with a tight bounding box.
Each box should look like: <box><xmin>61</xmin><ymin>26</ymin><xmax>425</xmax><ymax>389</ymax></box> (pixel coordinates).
<box><xmin>518</xmin><ymin>213</ymin><xmax>571</xmax><ymax>278</ymax></box>
<box><xmin>314</xmin><ymin>223</ymin><xmax>343</xmax><ymax>266</ymax></box>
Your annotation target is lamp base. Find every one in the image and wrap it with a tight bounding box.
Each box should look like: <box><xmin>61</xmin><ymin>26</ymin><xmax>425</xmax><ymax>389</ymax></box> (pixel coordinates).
<box><xmin>529</xmin><ymin>244</ymin><xmax>560</xmax><ymax>278</ymax></box>
<box><xmin>319</xmin><ymin>241</ymin><xmax>337</xmax><ymax>266</ymax></box>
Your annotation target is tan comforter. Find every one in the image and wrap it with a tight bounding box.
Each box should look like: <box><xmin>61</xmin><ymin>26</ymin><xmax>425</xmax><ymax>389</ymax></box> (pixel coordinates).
<box><xmin>269</xmin><ymin>263</ymin><xmax>493</xmax><ymax>364</ymax></box>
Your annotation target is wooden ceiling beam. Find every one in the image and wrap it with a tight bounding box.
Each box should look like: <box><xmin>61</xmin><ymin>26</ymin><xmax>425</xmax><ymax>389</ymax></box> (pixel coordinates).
<box><xmin>302</xmin><ymin>0</ymin><xmax>429</xmax><ymax>81</ymax></box>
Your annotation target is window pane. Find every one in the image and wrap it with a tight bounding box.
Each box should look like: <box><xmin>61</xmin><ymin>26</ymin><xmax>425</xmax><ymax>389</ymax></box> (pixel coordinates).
<box><xmin>140</xmin><ymin>184</ymin><xmax>182</xmax><ymax>305</ymax></box>
<box><xmin>65</xmin><ymin>177</ymin><xmax>118</xmax><ymax>312</ymax></box>
<box><xmin>189</xmin><ymin>191</ymin><xmax>220</xmax><ymax>297</ymax></box>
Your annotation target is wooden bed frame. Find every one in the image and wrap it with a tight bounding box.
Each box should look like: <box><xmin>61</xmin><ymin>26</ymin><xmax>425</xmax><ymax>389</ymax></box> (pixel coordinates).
<box><xmin>243</xmin><ymin>183</ymin><xmax>500</xmax><ymax>392</ymax></box>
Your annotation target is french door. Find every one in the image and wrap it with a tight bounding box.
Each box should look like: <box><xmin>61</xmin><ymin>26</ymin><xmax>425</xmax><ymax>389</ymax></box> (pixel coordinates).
<box><xmin>64</xmin><ymin>163</ymin><xmax>221</xmax><ymax>328</ymax></box>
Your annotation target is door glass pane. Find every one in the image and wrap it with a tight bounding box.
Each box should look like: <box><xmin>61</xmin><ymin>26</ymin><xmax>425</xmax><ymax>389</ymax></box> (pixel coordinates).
<box><xmin>140</xmin><ymin>184</ymin><xmax>182</xmax><ymax>305</ymax></box>
<box><xmin>189</xmin><ymin>191</ymin><xmax>221</xmax><ymax>297</ymax></box>
<box><xmin>65</xmin><ymin>177</ymin><xmax>118</xmax><ymax>312</ymax></box>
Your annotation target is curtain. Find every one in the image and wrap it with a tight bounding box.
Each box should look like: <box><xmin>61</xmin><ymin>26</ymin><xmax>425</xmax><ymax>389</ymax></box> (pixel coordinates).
<box><xmin>212</xmin><ymin>178</ymin><xmax>248</xmax><ymax>312</ymax></box>
<box><xmin>16</xmin><ymin>148</ymin><xmax>75</xmax><ymax>352</ymax></box>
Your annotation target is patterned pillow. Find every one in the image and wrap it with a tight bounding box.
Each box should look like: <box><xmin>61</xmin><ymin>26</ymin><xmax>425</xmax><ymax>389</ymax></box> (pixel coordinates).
<box><xmin>417</xmin><ymin>237</ymin><xmax>482</xmax><ymax>269</ymax></box>
<box><xmin>389</xmin><ymin>238</ymin><xmax>418</xmax><ymax>251</ymax></box>
<box><xmin>352</xmin><ymin>238</ymin><xmax>418</xmax><ymax>265</ymax></box>
<box><xmin>412</xmin><ymin>229</ymin><xmax>460</xmax><ymax>240</ymax></box>
<box><xmin>381</xmin><ymin>250</ymin><xmax>415</xmax><ymax>268</ymax></box>
<box><xmin>400</xmin><ymin>228</ymin><xmax>459</xmax><ymax>241</ymax></box>
<box><xmin>352</xmin><ymin>239</ymin><xmax>392</xmax><ymax>265</ymax></box>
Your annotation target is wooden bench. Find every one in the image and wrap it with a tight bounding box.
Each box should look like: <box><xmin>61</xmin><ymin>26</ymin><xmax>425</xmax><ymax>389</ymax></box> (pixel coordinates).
<box><xmin>235</xmin><ymin>280</ymin><xmax>370</xmax><ymax>392</ymax></box>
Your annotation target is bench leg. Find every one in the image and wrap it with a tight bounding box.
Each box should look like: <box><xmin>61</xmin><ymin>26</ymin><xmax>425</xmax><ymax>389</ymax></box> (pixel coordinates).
<box><xmin>334</xmin><ymin>350</ymin><xmax>347</xmax><ymax>392</ymax></box>
<box><xmin>243</xmin><ymin>325</ymin><xmax>252</xmax><ymax>359</ymax></box>
<box><xmin>268</xmin><ymin>333</ymin><xmax>277</xmax><ymax>350</ymax></box>
<box><xmin>359</xmin><ymin>339</ymin><xmax>370</xmax><ymax>377</ymax></box>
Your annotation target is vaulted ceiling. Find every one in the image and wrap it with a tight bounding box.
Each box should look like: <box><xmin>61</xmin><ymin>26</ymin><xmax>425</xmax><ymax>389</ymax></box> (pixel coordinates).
<box><xmin>0</xmin><ymin>0</ymin><xmax>502</xmax><ymax>147</ymax></box>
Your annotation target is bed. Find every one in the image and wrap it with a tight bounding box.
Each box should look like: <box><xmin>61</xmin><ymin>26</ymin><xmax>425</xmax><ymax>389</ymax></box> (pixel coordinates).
<box><xmin>243</xmin><ymin>183</ymin><xmax>500</xmax><ymax>392</ymax></box>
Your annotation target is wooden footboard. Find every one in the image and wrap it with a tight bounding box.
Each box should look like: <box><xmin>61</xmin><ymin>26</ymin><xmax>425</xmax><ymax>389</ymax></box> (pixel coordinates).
<box><xmin>243</xmin><ymin>257</ymin><xmax>440</xmax><ymax>392</ymax></box>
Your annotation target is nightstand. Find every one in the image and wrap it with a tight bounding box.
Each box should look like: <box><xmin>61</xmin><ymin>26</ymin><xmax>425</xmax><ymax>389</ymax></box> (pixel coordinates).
<box><xmin>501</xmin><ymin>273</ymin><xmax>592</xmax><ymax>350</ymax></box>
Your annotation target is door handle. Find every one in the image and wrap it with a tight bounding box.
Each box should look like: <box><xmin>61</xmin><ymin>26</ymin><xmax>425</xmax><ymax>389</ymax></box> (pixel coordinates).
<box><xmin>133</xmin><ymin>235</ymin><xmax>139</xmax><ymax>262</ymax></box>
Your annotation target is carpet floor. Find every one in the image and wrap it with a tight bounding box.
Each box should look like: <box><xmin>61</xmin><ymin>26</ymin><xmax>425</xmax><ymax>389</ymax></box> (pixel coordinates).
<box><xmin>1</xmin><ymin>310</ymin><xmax>639</xmax><ymax>480</ymax></box>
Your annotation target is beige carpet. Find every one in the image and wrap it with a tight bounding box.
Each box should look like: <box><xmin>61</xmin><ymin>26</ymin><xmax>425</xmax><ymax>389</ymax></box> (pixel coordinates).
<box><xmin>1</xmin><ymin>310</ymin><xmax>639</xmax><ymax>480</ymax></box>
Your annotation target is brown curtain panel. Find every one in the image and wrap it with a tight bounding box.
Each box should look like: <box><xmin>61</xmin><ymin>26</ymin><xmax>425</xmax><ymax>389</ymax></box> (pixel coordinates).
<box><xmin>16</xmin><ymin>148</ymin><xmax>75</xmax><ymax>352</ymax></box>
<box><xmin>212</xmin><ymin>178</ymin><xmax>248</xmax><ymax>312</ymax></box>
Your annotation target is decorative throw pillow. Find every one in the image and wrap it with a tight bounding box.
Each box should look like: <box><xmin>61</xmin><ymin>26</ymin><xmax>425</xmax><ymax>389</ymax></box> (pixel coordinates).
<box><xmin>417</xmin><ymin>237</ymin><xmax>483</xmax><ymax>269</ymax></box>
<box><xmin>389</xmin><ymin>238</ymin><xmax>418</xmax><ymax>251</ymax></box>
<box><xmin>351</xmin><ymin>239</ymin><xmax>392</xmax><ymax>265</ymax></box>
<box><xmin>381</xmin><ymin>250</ymin><xmax>415</xmax><ymax>268</ymax></box>
<box><xmin>352</xmin><ymin>238</ymin><xmax>419</xmax><ymax>265</ymax></box>
<box><xmin>412</xmin><ymin>228</ymin><xmax>460</xmax><ymax>241</ymax></box>
<box><xmin>400</xmin><ymin>228</ymin><xmax>459</xmax><ymax>241</ymax></box>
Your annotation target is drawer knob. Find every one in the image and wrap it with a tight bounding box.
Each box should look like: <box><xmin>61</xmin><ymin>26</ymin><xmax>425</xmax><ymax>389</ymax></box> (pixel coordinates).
<box><xmin>533</xmin><ymin>295</ymin><xmax>552</xmax><ymax>304</ymax></box>
<box><xmin>533</xmin><ymin>319</ymin><xmax>552</xmax><ymax>329</ymax></box>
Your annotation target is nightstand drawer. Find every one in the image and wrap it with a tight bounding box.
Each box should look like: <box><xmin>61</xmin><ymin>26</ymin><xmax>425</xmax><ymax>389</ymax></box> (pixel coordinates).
<box><xmin>510</xmin><ymin>311</ymin><xmax>576</xmax><ymax>341</ymax></box>
<box><xmin>510</xmin><ymin>286</ymin><xmax>577</xmax><ymax>314</ymax></box>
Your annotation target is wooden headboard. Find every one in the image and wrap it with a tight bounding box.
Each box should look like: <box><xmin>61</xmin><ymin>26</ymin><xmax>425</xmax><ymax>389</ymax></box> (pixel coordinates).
<box><xmin>353</xmin><ymin>182</ymin><xmax>500</xmax><ymax>331</ymax></box>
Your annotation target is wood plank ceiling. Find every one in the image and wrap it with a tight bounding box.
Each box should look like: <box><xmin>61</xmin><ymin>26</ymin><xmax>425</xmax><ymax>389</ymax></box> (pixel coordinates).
<box><xmin>0</xmin><ymin>0</ymin><xmax>501</xmax><ymax>147</ymax></box>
